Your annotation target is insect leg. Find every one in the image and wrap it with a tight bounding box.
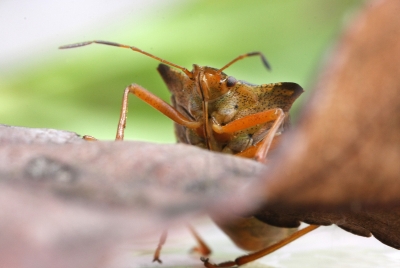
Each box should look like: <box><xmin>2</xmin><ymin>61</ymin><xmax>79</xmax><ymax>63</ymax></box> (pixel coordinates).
<box><xmin>212</xmin><ymin>108</ymin><xmax>285</xmax><ymax>161</ymax></box>
<box><xmin>253</xmin><ymin>108</ymin><xmax>285</xmax><ymax>162</ymax></box>
<box><xmin>187</xmin><ymin>224</ymin><xmax>212</xmax><ymax>257</ymax></box>
<box><xmin>201</xmin><ymin>225</ymin><xmax>319</xmax><ymax>268</ymax></box>
<box><xmin>116</xmin><ymin>84</ymin><xmax>202</xmax><ymax>140</ymax></box>
<box><xmin>234</xmin><ymin>136</ymin><xmax>281</xmax><ymax>159</ymax></box>
<box><xmin>153</xmin><ymin>229</ymin><xmax>168</xmax><ymax>263</ymax></box>
<box><xmin>82</xmin><ymin>135</ymin><xmax>98</xmax><ymax>141</ymax></box>
<box><xmin>212</xmin><ymin>108</ymin><xmax>283</xmax><ymax>135</ymax></box>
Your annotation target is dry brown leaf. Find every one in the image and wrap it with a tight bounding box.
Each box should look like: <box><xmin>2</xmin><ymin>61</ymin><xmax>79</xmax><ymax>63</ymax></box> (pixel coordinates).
<box><xmin>250</xmin><ymin>0</ymin><xmax>400</xmax><ymax>250</ymax></box>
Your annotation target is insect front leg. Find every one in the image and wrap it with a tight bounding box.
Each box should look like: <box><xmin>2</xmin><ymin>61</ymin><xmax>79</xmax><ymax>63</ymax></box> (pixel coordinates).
<box><xmin>253</xmin><ymin>108</ymin><xmax>285</xmax><ymax>162</ymax></box>
<box><xmin>152</xmin><ymin>229</ymin><xmax>168</xmax><ymax>263</ymax></box>
<box><xmin>116</xmin><ymin>84</ymin><xmax>202</xmax><ymax>140</ymax></box>
<box><xmin>187</xmin><ymin>224</ymin><xmax>212</xmax><ymax>257</ymax></box>
<box><xmin>82</xmin><ymin>135</ymin><xmax>98</xmax><ymax>141</ymax></box>
<box><xmin>212</xmin><ymin>108</ymin><xmax>285</xmax><ymax>162</ymax></box>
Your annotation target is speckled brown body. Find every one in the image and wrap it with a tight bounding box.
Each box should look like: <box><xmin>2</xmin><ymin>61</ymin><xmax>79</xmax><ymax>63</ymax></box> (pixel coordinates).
<box><xmin>158</xmin><ymin>64</ymin><xmax>303</xmax><ymax>156</ymax></box>
<box><xmin>211</xmin><ymin>214</ymin><xmax>298</xmax><ymax>251</ymax></box>
<box><xmin>158</xmin><ymin>63</ymin><xmax>302</xmax><ymax>251</ymax></box>
<box><xmin>60</xmin><ymin>40</ymin><xmax>304</xmax><ymax>262</ymax></box>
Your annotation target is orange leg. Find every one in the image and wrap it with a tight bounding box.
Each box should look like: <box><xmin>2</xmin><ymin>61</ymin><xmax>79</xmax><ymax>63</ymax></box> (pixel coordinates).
<box><xmin>115</xmin><ymin>85</ymin><xmax>208</xmax><ymax>262</ymax></box>
<box><xmin>235</xmin><ymin>135</ymin><xmax>281</xmax><ymax>159</ymax></box>
<box><xmin>212</xmin><ymin>108</ymin><xmax>283</xmax><ymax>135</ymax></box>
<box><xmin>153</xmin><ymin>230</ymin><xmax>168</xmax><ymax>263</ymax></box>
<box><xmin>201</xmin><ymin>225</ymin><xmax>319</xmax><ymax>268</ymax></box>
<box><xmin>210</xmin><ymin>111</ymin><xmax>321</xmax><ymax>267</ymax></box>
<box><xmin>116</xmin><ymin>84</ymin><xmax>202</xmax><ymax>140</ymax></box>
<box><xmin>153</xmin><ymin>225</ymin><xmax>211</xmax><ymax>263</ymax></box>
<box><xmin>187</xmin><ymin>224</ymin><xmax>212</xmax><ymax>257</ymax></box>
<box><xmin>82</xmin><ymin>135</ymin><xmax>98</xmax><ymax>141</ymax></box>
<box><xmin>253</xmin><ymin>108</ymin><xmax>285</xmax><ymax>162</ymax></box>
<box><xmin>212</xmin><ymin>108</ymin><xmax>285</xmax><ymax>162</ymax></box>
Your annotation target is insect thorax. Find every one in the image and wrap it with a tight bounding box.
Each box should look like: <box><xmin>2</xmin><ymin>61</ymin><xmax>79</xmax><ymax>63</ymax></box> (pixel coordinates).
<box><xmin>158</xmin><ymin>63</ymin><xmax>301</xmax><ymax>156</ymax></box>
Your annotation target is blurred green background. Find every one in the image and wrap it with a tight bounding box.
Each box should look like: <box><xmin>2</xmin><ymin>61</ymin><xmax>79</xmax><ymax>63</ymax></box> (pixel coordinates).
<box><xmin>1</xmin><ymin>0</ymin><xmax>364</xmax><ymax>142</ymax></box>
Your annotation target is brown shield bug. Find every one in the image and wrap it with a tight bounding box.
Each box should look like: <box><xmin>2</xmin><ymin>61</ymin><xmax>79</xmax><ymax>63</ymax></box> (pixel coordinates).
<box><xmin>60</xmin><ymin>40</ymin><xmax>314</xmax><ymax>267</ymax></box>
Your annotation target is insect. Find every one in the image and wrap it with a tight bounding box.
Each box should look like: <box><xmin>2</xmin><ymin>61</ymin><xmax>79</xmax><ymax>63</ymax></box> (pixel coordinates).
<box><xmin>59</xmin><ymin>41</ymin><xmax>315</xmax><ymax>267</ymax></box>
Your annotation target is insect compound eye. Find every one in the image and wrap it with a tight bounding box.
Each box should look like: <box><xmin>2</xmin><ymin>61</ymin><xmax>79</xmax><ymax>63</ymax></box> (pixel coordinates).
<box><xmin>226</xmin><ymin>76</ymin><xmax>237</xmax><ymax>87</ymax></box>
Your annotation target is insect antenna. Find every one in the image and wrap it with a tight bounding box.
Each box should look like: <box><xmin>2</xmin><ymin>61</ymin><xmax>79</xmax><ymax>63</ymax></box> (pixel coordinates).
<box><xmin>59</xmin><ymin>40</ymin><xmax>193</xmax><ymax>78</ymax></box>
<box><xmin>217</xmin><ymin>51</ymin><xmax>271</xmax><ymax>73</ymax></box>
